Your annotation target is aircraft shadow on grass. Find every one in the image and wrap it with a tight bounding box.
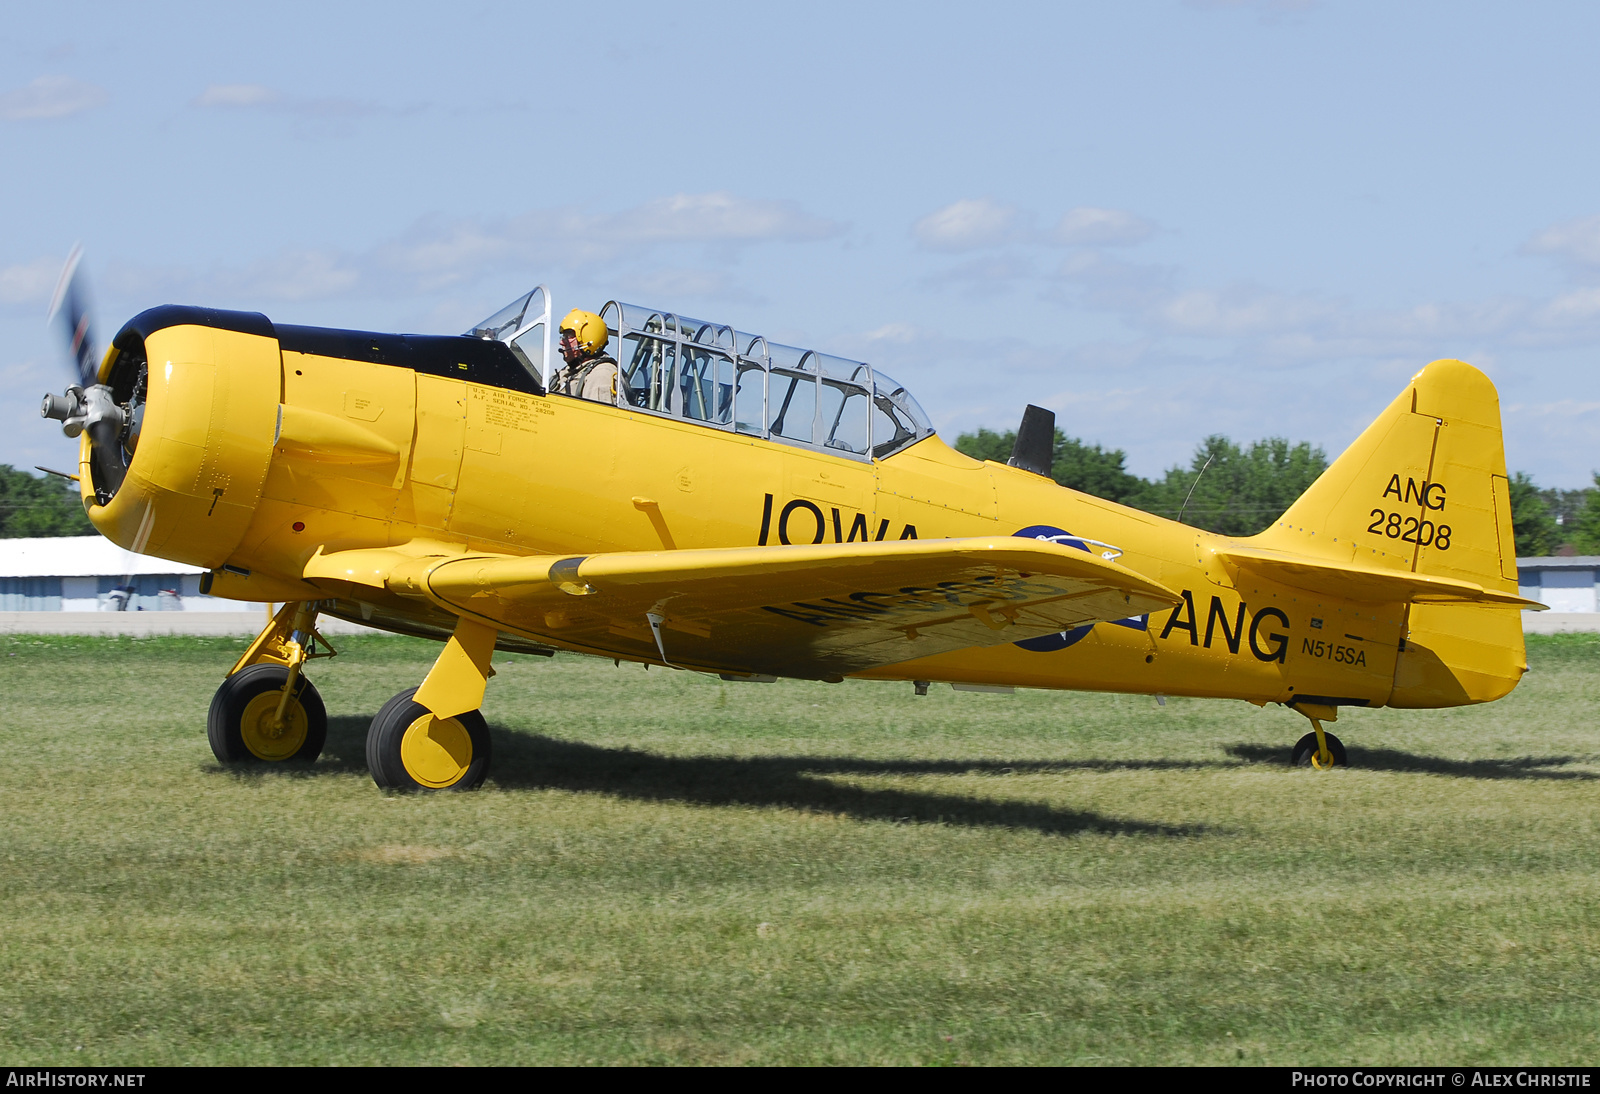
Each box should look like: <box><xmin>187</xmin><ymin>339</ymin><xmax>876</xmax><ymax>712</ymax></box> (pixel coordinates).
<box><xmin>226</xmin><ymin>718</ymin><xmax>1595</xmax><ymax>836</ymax></box>
<box><xmin>1225</xmin><ymin>743</ymin><xmax>1598</xmax><ymax>781</ymax></box>
<box><xmin>302</xmin><ymin>717</ymin><xmax>1211</xmax><ymax>839</ymax></box>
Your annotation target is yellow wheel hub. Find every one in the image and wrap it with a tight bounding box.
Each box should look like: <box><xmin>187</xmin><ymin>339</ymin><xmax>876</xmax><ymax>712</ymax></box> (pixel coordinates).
<box><xmin>399</xmin><ymin>714</ymin><xmax>474</xmax><ymax>788</ymax></box>
<box><xmin>240</xmin><ymin>690</ymin><xmax>309</xmax><ymax>761</ymax></box>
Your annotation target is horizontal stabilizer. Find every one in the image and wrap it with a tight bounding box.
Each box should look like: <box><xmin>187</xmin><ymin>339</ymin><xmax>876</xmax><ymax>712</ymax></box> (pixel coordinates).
<box><xmin>1219</xmin><ymin>545</ymin><xmax>1545</xmax><ymax>609</ymax></box>
<box><xmin>306</xmin><ymin>536</ymin><xmax>1181</xmax><ymax>678</ymax></box>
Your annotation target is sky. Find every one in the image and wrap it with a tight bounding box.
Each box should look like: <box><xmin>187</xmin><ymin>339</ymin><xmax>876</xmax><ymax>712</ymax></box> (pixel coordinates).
<box><xmin>3</xmin><ymin>0</ymin><xmax>1599</xmax><ymax>485</ymax></box>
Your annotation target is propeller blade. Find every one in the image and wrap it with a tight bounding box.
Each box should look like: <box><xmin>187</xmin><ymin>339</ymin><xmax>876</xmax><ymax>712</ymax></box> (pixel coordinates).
<box><xmin>46</xmin><ymin>243</ymin><xmax>99</xmax><ymax>387</ymax></box>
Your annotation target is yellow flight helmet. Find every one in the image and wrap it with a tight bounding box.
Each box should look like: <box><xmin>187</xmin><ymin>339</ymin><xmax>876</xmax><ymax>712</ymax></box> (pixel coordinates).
<box><xmin>559</xmin><ymin>309</ymin><xmax>609</xmax><ymax>355</ymax></box>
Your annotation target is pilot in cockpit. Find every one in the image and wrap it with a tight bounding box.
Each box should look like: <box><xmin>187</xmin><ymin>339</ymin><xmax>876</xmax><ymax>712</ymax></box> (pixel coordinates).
<box><xmin>552</xmin><ymin>309</ymin><xmax>619</xmax><ymax>405</ymax></box>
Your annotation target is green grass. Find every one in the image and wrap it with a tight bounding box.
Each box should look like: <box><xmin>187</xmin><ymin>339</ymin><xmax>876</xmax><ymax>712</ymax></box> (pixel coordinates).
<box><xmin>1</xmin><ymin>631</ymin><xmax>1597</xmax><ymax>1065</ymax></box>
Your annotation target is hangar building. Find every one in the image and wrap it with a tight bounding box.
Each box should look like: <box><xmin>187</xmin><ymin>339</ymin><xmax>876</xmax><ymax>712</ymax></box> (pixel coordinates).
<box><xmin>0</xmin><ymin>536</ymin><xmax>248</xmax><ymax>612</ymax></box>
<box><xmin>0</xmin><ymin>536</ymin><xmax>1594</xmax><ymax>620</ymax></box>
<box><xmin>1517</xmin><ymin>556</ymin><xmax>1600</xmax><ymax>614</ymax></box>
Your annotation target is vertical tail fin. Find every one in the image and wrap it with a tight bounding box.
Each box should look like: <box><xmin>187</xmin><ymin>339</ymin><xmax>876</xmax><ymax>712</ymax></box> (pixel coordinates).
<box><xmin>1253</xmin><ymin>359</ymin><xmax>1525</xmax><ymax>706</ymax></box>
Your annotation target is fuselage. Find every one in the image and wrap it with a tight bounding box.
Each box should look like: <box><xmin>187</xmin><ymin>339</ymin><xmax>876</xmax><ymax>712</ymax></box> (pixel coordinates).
<box><xmin>80</xmin><ymin>307</ymin><xmax>1499</xmax><ymax>712</ymax></box>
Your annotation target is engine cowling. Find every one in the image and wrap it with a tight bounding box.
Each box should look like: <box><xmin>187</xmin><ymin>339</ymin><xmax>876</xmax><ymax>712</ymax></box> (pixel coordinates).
<box><xmin>84</xmin><ymin>306</ymin><xmax>281</xmax><ymax>569</ymax></box>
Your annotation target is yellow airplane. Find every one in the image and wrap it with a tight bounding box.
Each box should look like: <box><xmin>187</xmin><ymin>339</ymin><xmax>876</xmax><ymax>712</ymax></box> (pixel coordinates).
<box><xmin>40</xmin><ymin>275</ymin><xmax>1542</xmax><ymax>791</ymax></box>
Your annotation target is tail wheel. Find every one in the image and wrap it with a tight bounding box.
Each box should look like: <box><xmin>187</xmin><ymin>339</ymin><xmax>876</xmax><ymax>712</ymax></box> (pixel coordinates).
<box><xmin>366</xmin><ymin>687</ymin><xmax>492</xmax><ymax>791</ymax></box>
<box><xmin>1291</xmin><ymin>730</ymin><xmax>1348</xmax><ymax>769</ymax></box>
<box><xmin>208</xmin><ymin>663</ymin><xmax>327</xmax><ymax>764</ymax></box>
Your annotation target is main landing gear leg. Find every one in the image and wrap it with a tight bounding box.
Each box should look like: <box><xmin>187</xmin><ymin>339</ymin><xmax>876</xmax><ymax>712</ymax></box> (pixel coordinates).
<box><xmin>1290</xmin><ymin>701</ymin><xmax>1348</xmax><ymax>770</ymax></box>
<box><xmin>366</xmin><ymin>615</ymin><xmax>498</xmax><ymax>791</ymax></box>
<box><xmin>208</xmin><ymin>601</ymin><xmax>334</xmax><ymax>764</ymax></box>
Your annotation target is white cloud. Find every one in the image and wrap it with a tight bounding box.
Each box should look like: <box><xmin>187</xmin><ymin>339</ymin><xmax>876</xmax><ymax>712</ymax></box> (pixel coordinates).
<box><xmin>860</xmin><ymin>322</ymin><xmax>918</xmax><ymax>344</ymax></box>
<box><xmin>0</xmin><ymin>76</ymin><xmax>106</xmax><ymax>121</ymax></box>
<box><xmin>211</xmin><ymin>250</ymin><xmax>361</xmax><ymax>301</ymax></box>
<box><xmin>915</xmin><ymin>201</ymin><xmax>1156</xmax><ymax>253</ymax></box>
<box><xmin>373</xmin><ymin>193</ymin><xmax>840</xmax><ymax>290</ymax></box>
<box><xmin>192</xmin><ymin>83</ymin><xmax>279</xmax><ymax>108</ymax></box>
<box><xmin>1154</xmin><ymin>286</ymin><xmax>1336</xmax><ymax>337</ymax></box>
<box><xmin>191</xmin><ymin>82</ymin><xmax>395</xmax><ymax>119</ymax></box>
<box><xmin>374</xmin><ymin>216</ymin><xmax>516</xmax><ymax>290</ymax></box>
<box><xmin>604</xmin><ymin>193</ymin><xmax>839</xmax><ymax>244</ymax></box>
<box><xmin>0</xmin><ymin>356</ymin><xmax>47</xmax><ymax>386</ymax></box>
<box><xmin>921</xmin><ymin>254</ymin><xmax>1037</xmax><ymax>292</ymax></box>
<box><xmin>100</xmin><ymin>249</ymin><xmax>361</xmax><ymax>306</ymax></box>
<box><xmin>1038</xmin><ymin>243</ymin><xmax>1590</xmax><ymax>361</ymax></box>
<box><xmin>1504</xmin><ymin>398</ymin><xmax>1600</xmax><ymax>422</ymax></box>
<box><xmin>1053</xmin><ymin>207</ymin><xmax>1156</xmax><ymax>247</ymax></box>
<box><xmin>1376</xmin><ymin>298</ymin><xmax>1526</xmax><ymax>340</ymax></box>
<box><xmin>1524</xmin><ymin>215</ymin><xmax>1600</xmax><ymax>272</ymax></box>
<box><xmin>1053</xmin><ymin>250</ymin><xmax>1174</xmax><ymax>311</ymax></box>
<box><xmin>0</xmin><ymin>257</ymin><xmax>62</xmax><ymax>308</ymax></box>
<box><xmin>912</xmin><ymin>198</ymin><xmax>1023</xmax><ymax>251</ymax></box>
<box><xmin>1184</xmin><ymin>0</ymin><xmax>1318</xmax><ymax>17</ymax></box>
<box><xmin>97</xmin><ymin>192</ymin><xmax>840</xmax><ymax>308</ymax></box>
<box><xmin>614</xmin><ymin>267</ymin><xmax>737</xmax><ymax>299</ymax></box>
<box><xmin>1537</xmin><ymin>287</ymin><xmax>1600</xmax><ymax>326</ymax></box>
<box><xmin>1499</xmin><ymin>399</ymin><xmax>1600</xmax><ymax>487</ymax></box>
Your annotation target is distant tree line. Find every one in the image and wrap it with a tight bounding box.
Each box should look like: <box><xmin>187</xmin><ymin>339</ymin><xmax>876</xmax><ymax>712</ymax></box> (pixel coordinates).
<box><xmin>0</xmin><ymin>465</ymin><xmax>93</xmax><ymax>538</ymax></box>
<box><xmin>1506</xmin><ymin>473</ymin><xmax>1600</xmax><ymax>557</ymax></box>
<box><xmin>954</xmin><ymin>427</ymin><xmax>1328</xmax><ymax>539</ymax></box>
<box><xmin>954</xmin><ymin>428</ymin><xmax>1600</xmax><ymax>557</ymax></box>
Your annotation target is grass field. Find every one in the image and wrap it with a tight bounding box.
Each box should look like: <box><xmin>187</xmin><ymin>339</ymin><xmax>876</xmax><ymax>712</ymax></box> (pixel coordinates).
<box><xmin>1</xmin><ymin>631</ymin><xmax>1597</xmax><ymax>1065</ymax></box>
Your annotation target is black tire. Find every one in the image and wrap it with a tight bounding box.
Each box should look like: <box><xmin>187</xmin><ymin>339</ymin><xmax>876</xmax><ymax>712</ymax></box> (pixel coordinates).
<box><xmin>207</xmin><ymin>663</ymin><xmax>327</xmax><ymax>764</ymax></box>
<box><xmin>1291</xmin><ymin>729</ymin><xmax>1348</xmax><ymax>769</ymax></box>
<box><xmin>365</xmin><ymin>687</ymin><xmax>492</xmax><ymax>791</ymax></box>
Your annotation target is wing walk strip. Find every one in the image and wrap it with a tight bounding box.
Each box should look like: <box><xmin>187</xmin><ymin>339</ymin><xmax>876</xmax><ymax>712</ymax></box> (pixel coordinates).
<box><xmin>302</xmin><ymin>537</ymin><xmax>1183</xmax><ymax>679</ymax></box>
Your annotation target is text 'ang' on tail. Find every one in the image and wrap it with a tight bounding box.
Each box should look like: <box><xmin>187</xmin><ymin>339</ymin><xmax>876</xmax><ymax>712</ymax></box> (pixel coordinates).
<box><xmin>1251</xmin><ymin>359</ymin><xmax>1527</xmax><ymax>707</ymax></box>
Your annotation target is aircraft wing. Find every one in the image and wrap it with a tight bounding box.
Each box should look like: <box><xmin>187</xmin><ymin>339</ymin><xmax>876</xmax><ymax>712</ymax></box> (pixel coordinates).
<box><xmin>1218</xmin><ymin>546</ymin><xmax>1545</xmax><ymax>609</ymax></box>
<box><xmin>306</xmin><ymin>537</ymin><xmax>1181</xmax><ymax>679</ymax></box>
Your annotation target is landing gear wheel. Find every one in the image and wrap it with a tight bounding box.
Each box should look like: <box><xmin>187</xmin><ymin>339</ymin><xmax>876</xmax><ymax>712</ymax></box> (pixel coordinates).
<box><xmin>1291</xmin><ymin>730</ymin><xmax>1347</xmax><ymax>769</ymax></box>
<box><xmin>208</xmin><ymin>663</ymin><xmax>327</xmax><ymax>764</ymax></box>
<box><xmin>366</xmin><ymin>687</ymin><xmax>492</xmax><ymax>791</ymax></box>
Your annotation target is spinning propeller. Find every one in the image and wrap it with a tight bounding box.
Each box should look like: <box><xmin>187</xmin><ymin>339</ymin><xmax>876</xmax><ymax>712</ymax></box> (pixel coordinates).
<box><xmin>40</xmin><ymin>245</ymin><xmax>133</xmax><ymax>502</ymax></box>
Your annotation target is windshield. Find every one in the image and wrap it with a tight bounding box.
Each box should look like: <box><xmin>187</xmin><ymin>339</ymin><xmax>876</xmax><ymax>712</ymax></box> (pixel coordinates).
<box><xmin>466</xmin><ymin>288</ymin><xmax>541</xmax><ymax>340</ymax></box>
<box><xmin>465</xmin><ymin>286</ymin><xmax>550</xmax><ymax>385</ymax></box>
